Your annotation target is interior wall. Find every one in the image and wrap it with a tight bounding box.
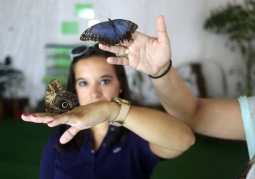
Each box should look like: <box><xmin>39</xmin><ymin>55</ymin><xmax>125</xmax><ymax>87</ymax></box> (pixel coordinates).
<box><xmin>0</xmin><ymin>0</ymin><xmax>245</xmax><ymax>107</ymax></box>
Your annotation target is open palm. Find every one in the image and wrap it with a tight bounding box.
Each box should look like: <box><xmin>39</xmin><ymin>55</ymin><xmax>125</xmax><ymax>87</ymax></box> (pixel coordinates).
<box><xmin>99</xmin><ymin>15</ymin><xmax>172</xmax><ymax>77</ymax></box>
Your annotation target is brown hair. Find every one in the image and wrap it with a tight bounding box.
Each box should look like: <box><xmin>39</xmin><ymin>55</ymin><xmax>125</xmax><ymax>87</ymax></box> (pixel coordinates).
<box><xmin>57</xmin><ymin>44</ymin><xmax>130</xmax><ymax>151</ymax></box>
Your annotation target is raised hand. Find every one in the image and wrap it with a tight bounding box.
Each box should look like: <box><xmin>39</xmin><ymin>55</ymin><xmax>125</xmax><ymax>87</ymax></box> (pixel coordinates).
<box><xmin>99</xmin><ymin>15</ymin><xmax>172</xmax><ymax>77</ymax></box>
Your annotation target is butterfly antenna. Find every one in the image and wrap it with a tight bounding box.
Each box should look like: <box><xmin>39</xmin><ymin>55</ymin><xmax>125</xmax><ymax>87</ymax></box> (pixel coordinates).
<box><xmin>98</xmin><ymin>12</ymin><xmax>111</xmax><ymax>20</ymax></box>
<box><xmin>98</xmin><ymin>14</ymin><xmax>109</xmax><ymax>20</ymax></box>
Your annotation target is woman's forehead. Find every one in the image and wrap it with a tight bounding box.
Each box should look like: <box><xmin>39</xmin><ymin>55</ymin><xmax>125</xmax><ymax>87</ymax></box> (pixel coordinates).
<box><xmin>75</xmin><ymin>56</ymin><xmax>116</xmax><ymax>75</ymax></box>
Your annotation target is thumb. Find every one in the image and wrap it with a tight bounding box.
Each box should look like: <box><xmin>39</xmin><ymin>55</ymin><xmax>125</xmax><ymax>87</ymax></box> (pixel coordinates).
<box><xmin>156</xmin><ymin>15</ymin><xmax>170</xmax><ymax>44</ymax></box>
<box><xmin>59</xmin><ymin>126</ymin><xmax>80</xmax><ymax>144</ymax></box>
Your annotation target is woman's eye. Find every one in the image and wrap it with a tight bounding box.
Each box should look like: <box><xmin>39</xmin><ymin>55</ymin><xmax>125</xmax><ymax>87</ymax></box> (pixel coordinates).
<box><xmin>79</xmin><ymin>81</ymin><xmax>87</xmax><ymax>86</ymax></box>
<box><xmin>101</xmin><ymin>79</ymin><xmax>110</xmax><ymax>85</ymax></box>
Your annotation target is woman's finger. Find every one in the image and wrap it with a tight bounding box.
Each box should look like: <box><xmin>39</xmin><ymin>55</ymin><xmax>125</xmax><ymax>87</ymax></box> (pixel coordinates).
<box><xmin>99</xmin><ymin>44</ymin><xmax>131</xmax><ymax>65</ymax></box>
<box><xmin>46</xmin><ymin>112</ymin><xmax>71</xmax><ymax>127</ymax></box>
<box><xmin>99</xmin><ymin>44</ymin><xmax>126</xmax><ymax>55</ymax></box>
<box><xmin>59</xmin><ymin>126</ymin><xmax>81</xmax><ymax>144</ymax></box>
<box><xmin>106</xmin><ymin>56</ymin><xmax>130</xmax><ymax>65</ymax></box>
<box><xmin>21</xmin><ymin>113</ymin><xmax>55</xmax><ymax>123</ymax></box>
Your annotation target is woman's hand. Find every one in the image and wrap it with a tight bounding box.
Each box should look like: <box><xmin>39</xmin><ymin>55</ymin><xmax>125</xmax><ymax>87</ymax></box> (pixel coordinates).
<box><xmin>21</xmin><ymin>101</ymin><xmax>119</xmax><ymax>144</ymax></box>
<box><xmin>99</xmin><ymin>15</ymin><xmax>172</xmax><ymax>77</ymax></box>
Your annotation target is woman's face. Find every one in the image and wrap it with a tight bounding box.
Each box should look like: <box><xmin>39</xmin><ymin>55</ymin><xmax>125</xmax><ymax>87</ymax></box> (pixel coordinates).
<box><xmin>74</xmin><ymin>56</ymin><xmax>121</xmax><ymax>105</ymax></box>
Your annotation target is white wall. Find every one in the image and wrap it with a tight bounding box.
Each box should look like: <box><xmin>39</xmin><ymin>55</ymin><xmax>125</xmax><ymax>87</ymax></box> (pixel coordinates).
<box><xmin>0</xmin><ymin>0</ymin><xmax>245</xmax><ymax>107</ymax></box>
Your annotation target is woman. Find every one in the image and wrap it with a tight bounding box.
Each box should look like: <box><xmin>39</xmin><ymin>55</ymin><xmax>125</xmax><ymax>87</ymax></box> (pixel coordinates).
<box><xmin>99</xmin><ymin>15</ymin><xmax>255</xmax><ymax>178</ymax></box>
<box><xmin>21</xmin><ymin>43</ymin><xmax>195</xmax><ymax>179</ymax></box>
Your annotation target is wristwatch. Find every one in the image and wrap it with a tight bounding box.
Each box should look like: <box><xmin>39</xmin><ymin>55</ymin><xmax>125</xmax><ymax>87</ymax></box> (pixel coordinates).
<box><xmin>108</xmin><ymin>97</ymin><xmax>131</xmax><ymax>127</ymax></box>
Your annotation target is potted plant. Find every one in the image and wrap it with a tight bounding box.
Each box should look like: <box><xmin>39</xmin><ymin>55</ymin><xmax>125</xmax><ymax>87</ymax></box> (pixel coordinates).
<box><xmin>0</xmin><ymin>56</ymin><xmax>25</xmax><ymax>118</ymax></box>
<box><xmin>204</xmin><ymin>0</ymin><xmax>255</xmax><ymax>96</ymax></box>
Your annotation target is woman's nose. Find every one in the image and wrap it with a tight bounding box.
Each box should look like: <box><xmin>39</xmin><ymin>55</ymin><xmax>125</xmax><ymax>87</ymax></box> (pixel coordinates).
<box><xmin>89</xmin><ymin>85</ymin><xmax>102</xmax><ymax>98</ymax></box>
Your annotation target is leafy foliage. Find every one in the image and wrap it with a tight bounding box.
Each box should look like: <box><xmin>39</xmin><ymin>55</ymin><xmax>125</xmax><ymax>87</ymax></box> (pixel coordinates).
<box><xmin>204</xmin><ymin>0</ymin><xmax>255</xmax><ymax>96</ymax></box>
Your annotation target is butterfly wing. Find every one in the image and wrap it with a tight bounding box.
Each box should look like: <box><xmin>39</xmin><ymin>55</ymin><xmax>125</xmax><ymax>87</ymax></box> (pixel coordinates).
<box><xmin>45</xmin><ymin>79</ymin><xmax>79</xmax><ymax>114</ymax></box>
<box><xmin>80</xmin><ymin>19</ymin><xmax>138</xmax><ymax>46</ymax></box>
<box><xmin>45</xmin><ymin>79</ymin><xmax>63</xmax><ymax>112</ymax></box>
<box><xmin>80</xmin><ymin>21</ymin><xmax>119</xmax><ymax>46</ymax></box>
<box><xmin>47</xmin><ymin>90</ymin><xmax>79</xmax><ymax>114</ymax></box>
<box><xmin>112</xmin><ymin>19</ymin><xmax>138</xmax><ymax>43</ymax></box>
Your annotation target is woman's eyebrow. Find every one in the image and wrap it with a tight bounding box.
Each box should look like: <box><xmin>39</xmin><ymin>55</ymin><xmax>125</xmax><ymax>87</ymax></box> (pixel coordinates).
<box><xmin>75</xmin><ymin>77</ymin><xmax>85</xmax><ymax>83</ymax></box>
<box><xmin>100</xmin><ymin>75</ymin><xmax>113</xmax><ymax>79</ymax></box>
<box><xmin>75</xmin><ymin>75</ymin><xmax>112</xmax><ymax>82</ymax></box>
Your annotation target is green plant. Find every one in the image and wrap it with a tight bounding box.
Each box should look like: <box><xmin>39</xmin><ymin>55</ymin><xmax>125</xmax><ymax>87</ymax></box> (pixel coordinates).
<box><xmin>204</xmin><ymin>0</ymin><xmax>255</xmax><ymax>96</ymax></box>
<box><xmin>0</xmin><ymin>56</ymin><xmax>25</xmax><ymax>98</ymax></box>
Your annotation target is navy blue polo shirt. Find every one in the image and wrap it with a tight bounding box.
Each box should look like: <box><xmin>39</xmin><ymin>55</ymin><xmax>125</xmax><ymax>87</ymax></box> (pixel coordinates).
<box><xmin>40</xmin><ymin>126</ymin><xmax>161</xmax><ymax>179</ymax></box>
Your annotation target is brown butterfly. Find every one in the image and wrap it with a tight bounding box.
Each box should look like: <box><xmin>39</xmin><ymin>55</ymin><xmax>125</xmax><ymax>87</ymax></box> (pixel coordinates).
<box><xmin>45</xmin><ymin>79</ymin><xmax>79</xmax><ymax>114</ymax></box>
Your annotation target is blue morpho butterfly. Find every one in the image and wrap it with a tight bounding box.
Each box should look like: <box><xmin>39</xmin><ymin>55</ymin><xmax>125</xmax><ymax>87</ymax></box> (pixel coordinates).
<box><xmin>80</xmin><ymin>18</ymin><xmax>138</xmax><ymax>46</ymax></box>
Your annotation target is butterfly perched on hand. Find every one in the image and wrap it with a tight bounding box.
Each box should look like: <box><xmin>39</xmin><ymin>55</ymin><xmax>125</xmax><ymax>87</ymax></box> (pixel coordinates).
<box><xmin>80</xmin><ymin>18</ymin><xmax>138</xmax><ymax>46</ymax></box>
<box><xmin>45</xmin><ymin>79</ymin><xmax>79</xmax><ymax>114</ymax></box>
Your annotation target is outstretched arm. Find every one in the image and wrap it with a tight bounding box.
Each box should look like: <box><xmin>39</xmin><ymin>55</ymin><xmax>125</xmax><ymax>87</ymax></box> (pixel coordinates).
<box><xmin>21</xmin><ymin>101</ymin><xmax>195</xmax><ymax>159</ymax></box>
<box><xmin>151</xmin><ymin>66</ymin><xmax>245</xmax><ymax>140</ymax></box>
